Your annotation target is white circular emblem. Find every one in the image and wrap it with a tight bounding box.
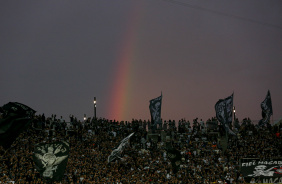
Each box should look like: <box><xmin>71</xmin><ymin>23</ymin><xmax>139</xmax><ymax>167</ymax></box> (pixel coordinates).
<box><xmin>43</xmin><ymin>153</ymin><xmax>56</xmax><ymax>166</ymax></box>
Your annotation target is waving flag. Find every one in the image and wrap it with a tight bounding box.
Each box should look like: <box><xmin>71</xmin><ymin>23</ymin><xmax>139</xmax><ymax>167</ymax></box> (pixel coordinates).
<box><xmin>0</xmin><ymin>102</ymin><xmax>36</xmax><ymax>148</ymax></box>
<box><xmin>2</xmin><ymin>102</ymin><xmax>35</xmax><ymax>117</ymax></box>
<box><xmin>149</xmin><ymin>93</ymin><xmax>162</xmax><ymax>126</ymax></box>
<box><xmin>215</xmin><ymin>94</ymin><xmax>236</xmax><ymax>135</ymax></box>
<box><xmin>108</xmin><ymin>133</ymin><xmax>134</xmax><ymax>163</ymax></box>
<box><xmin>259</xmin><ymin>90</ymin><xmax>273</xmax><ymax>126</ymax></box>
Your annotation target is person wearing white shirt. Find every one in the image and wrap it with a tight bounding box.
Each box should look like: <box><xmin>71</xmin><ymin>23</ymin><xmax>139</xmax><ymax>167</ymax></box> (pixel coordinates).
<box><xmin>166</xmin><ymin>173</ymin><xmax>171</xmax><ymax>180</ymax></box>
<box><xmin>163</xmin><ymin>151</ymin><xmax>167</xmax><ymax>161</ymax></box>
<box><xmin>146</xmin><ymin>141</ymin><xmax>151</xmax><ymax>149</ymax></box>
<box><xmin>250</xmin><ymin>178</ymin><xmax>256</xmax><ymax>183</ymax></box>
<box><xmin>229</xmin><ymin>177</ymin><xmax>235</xmax><ymax>184</ymax></box>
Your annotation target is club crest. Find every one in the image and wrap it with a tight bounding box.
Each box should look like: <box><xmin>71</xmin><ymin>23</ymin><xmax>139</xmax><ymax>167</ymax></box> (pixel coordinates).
<box><xmin>33</xmin><ymin>141</ymin><xmax>69</xmax><ymax>181</ymax></box>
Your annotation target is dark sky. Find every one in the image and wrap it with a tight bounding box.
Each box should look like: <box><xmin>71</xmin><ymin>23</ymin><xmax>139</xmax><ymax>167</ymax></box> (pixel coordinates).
<box><xmin>1</xmin><ymin>0</ymin><xmax>282</xmax><ymax>122</ymax></box>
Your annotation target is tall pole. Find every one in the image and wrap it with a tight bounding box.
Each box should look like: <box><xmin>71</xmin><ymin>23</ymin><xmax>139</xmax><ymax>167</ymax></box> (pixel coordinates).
<box><xmin>94</xmin><ymin>97</ymin><xmax>96</xmax><ymax>119</ymax></box>
<box><xmin>233</xmin><ymin>106</ymin><xmax>236</xmax><ymax>121</ymax></box>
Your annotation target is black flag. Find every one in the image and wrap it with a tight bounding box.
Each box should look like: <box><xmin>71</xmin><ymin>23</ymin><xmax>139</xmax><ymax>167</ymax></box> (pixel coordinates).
<box><xmin>33</xmin><ymin>141</ymin><xmax>69</xmax><ymax>182</ymax></box>
<box><xmin>2</xmin><ymin>102</ymin><xmax>36</xmax><ymax>117</ymax></box>
<box><xmin>259</xmin><ymin>90</ymin><xmax>273</xmax><ymax>126</ymax></box>
<box><xmin>0</xmin><ymin>102</ymin><xmax>36</xmax><ymax>148</ymax></box>
<box><xmin>215</xmin><ymin>94</ymin><xmax>236</xmax><ymax>135</ymax></box>
<box><xmin>166</xmin><ymin>148</ymin><xmax>182</xmax><ymax>173</ymax></box>
<box><xmin>108</xmin><ymin>133</ymin><xmax>134</xmax><ymax>163</ymax></box>
<box><xmin>149</xmin><ymin>93</ymin><xmax>162</xmax><ymax>126</ymax></box>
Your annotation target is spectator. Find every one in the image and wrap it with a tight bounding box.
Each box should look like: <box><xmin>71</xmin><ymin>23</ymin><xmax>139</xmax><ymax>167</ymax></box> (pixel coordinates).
<box><xmin>0</xmin><ymin>114</ymin><xmax>281</xmax><ymax>183</ymax></box>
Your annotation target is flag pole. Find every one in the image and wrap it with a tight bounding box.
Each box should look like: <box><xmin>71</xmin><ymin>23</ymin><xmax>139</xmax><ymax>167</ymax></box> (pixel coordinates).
<box><xmin>232</xmin><ymin>91</ymin><xmax>234</xmax><ymax>127</ymax></box>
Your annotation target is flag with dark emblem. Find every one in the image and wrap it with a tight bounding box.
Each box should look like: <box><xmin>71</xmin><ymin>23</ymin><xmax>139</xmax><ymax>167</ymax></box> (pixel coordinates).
<box><xmin>108</xmin><ymin>133</ymin><xmax>134</xmax><ymax>163</ymax></box>
<box><xmin>215</xmin><ymin>94</ymin><xmax>236</xmax><ymax>135</ymax></box>
<box><xmin>259</xmin><ymin>90</ymin><xmax>273</xmax><ymax>127</ymax></box>
<box><xmin>166</xmin><ymin>148</ymin><xmax>182</xmax><ymax>173</ymax></box>
<box><xmin>149</xmin><ymin>93</ymin><xmax>162</xmax><ymax>126</ymax></box>
<box><xmin>0</xmin><ymin>102</ymin><xmax>36</xmax><ymax>148</ymax></box>
<box><xmin>33</xmin><ymin>141</ymin><xmax>69</xmax><ymax>182</ymax></box>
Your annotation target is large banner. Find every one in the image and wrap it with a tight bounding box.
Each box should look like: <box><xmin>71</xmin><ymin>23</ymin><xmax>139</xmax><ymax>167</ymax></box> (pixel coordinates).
<box><xmin>33</xmin><ymin>141</ymin><xmax>69</xmax><ymax>182</ymax></box>
<box><xmin>241</xmin><ymin>158</ymin><xmax>282</xmax><ymax>183</ymax></box>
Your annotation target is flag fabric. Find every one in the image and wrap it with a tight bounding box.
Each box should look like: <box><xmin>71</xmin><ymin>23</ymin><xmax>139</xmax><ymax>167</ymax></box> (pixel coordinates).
<box><xmin>149</xmin><ymin>93</ymin><xmax>162</xmax><ymax>126</ymax></box>
<box><xmin>166</xmin><ymin>148</ymin><xmax>182</xmax><ymax>173</ymax></box>
<box><xmin>0</xmin><ymin>102</ymin><xmax>36</xmax><ymax>148</ymax></box>
<box><xmin>241</xmin><ymin>158</ymin><xmax>282</xmax><ymax>183</ymax></box>
<box><xmin>2</xmin><ymin>102</ymin><xmax>36</xmax><ymax>117</ymax></box>
<box><xmin>108</xmin><ymin>133</ymin><xmax>134</xmax><ymax>163</ymax></box>
<box><xmin>259</xmin><ymin>90</ymin><xmax>273</xmax><ymax>127</ymax></box>
<box><xmin>215</xmin><ymin>94</ymin><xmax>236</xmax><ymax>135</ymax></box>
<box><xmin>33</xmin><ymin>141</ymin><xmax>69</xmax><ymax>182</ymax></box>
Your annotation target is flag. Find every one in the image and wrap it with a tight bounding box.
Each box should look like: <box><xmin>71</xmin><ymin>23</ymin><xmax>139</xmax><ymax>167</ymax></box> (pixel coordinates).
<box><xmin>2</xmin><ymin>102</ymin><xmax>36</xmax><ymax>117</ymax></box>
<box><xmin>33</xmin><ymin>141</ymin><xmax>69</xmax><ymax>182</ymax></box>
<box><xmin>108</xmin><ymin>133</ymin><xmax>134</xmax><ymax>163</ymax></box>
<box><xmin>166</xmin><ymin>148</ymin><xmax>182</xmax><ymax>173</ymax></box>
<box><xmin>259</xmin><ymin>90</ymin><xmax>273</xmax><ymax>126</ymax></box>
<box><xmin>215</xmin><ymin>94</ymin><xmax>236</xmax><ymax>135</ymax></box>
<box><xmin>241</xmin><ymin>158</ymin><xmax>282</xmax><ymax>183</ymax></box>
<box><xmin>0</xmin><ymin>102</ymin><xmax>36</xmax><ymax>148</ymax></box>
<box><xmin>149</xmin><ymin>93</ymin><xmax>162</xmax><ymax>126</ymax></box>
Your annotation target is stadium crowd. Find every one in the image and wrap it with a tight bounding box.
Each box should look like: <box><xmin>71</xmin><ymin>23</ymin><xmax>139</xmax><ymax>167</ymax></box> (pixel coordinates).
<box><xmin>0</xmin><ymin>114</ymin><xmax>281</xmax><ymax>184</ymax></box>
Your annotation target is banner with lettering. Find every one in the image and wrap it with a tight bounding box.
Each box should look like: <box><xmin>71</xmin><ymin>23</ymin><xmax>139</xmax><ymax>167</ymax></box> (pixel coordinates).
<box><xmin>33</xmin><ymin>141</ymin><xmax>69</xmax><ymax>182</ymax></box>
<box><xmin>241</xmin><ymin>158</ymin><xmax>282</xmax><ymax>183</ymax></box>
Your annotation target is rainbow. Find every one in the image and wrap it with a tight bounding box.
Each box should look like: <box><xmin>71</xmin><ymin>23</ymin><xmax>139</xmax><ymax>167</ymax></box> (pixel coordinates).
<box><xmin>107</xmin><ymin>2</ymin><xmax>145</xmax><ymax>121</ymax></box>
